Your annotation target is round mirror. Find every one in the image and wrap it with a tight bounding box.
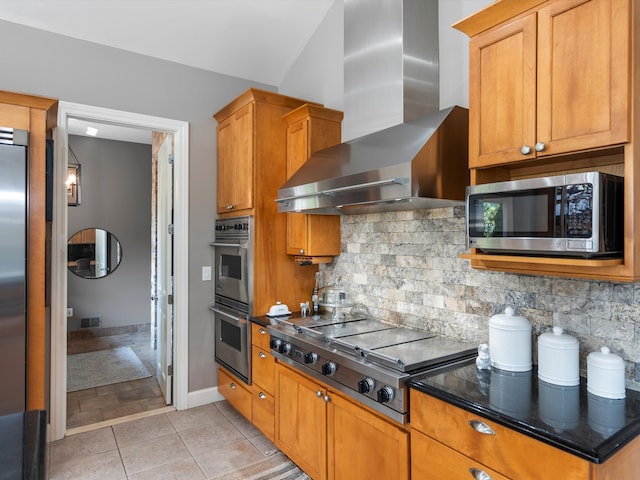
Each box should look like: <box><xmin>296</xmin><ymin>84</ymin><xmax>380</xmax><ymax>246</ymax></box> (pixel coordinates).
<box><xmin>68</xmin><ymin>228</ymin><xmax>122</xmax><ymax>279</ymax></box>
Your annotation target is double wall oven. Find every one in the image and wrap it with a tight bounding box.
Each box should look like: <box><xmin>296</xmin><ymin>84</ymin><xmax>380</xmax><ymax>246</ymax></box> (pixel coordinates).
<box><xmin>210</xmin><ymin>216</ymin><xmax>253</xmax><ymax>383</ymax></box>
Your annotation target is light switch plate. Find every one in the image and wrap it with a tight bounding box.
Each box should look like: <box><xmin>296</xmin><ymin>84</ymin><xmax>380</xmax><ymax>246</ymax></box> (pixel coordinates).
<box><xmin>202</xmin><ymin>266</ymin><xmax>212</xmax><ymax>281</ymax></box>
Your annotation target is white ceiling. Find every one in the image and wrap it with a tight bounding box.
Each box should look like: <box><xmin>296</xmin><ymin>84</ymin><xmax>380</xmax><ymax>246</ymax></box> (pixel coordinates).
<box><xmin>0</xmin><ymin>0</ymin><xmax>335</xmax><ymax>143</ymax></box>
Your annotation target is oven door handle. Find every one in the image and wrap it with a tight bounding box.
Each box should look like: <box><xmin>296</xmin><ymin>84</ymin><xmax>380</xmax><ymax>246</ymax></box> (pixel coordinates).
<box><xmin>210</xmin><ymin>242</ymin><xmax>248</xmax><ymax>248</ymax></box>
<box><xmin>210</xmin><ymin>306</ymin><xmax>247</xmax><ymax>325</ymax></box>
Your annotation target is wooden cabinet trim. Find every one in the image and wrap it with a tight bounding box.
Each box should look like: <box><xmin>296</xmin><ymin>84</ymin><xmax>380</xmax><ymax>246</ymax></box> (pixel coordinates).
<box><xmin>453</xmin><ymin>0</ymin><xmax>548</xmax><ymax>37</ymax></box>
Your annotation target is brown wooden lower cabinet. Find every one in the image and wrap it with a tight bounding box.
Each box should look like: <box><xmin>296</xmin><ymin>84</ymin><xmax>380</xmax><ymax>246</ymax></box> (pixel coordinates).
<box><xmin>411</xmin><ymin>389</ymin><xmax>640</xmax><ymax>480</ymax></box>
<box><xmin>274</xmin><ymin>362</ymin><xmax>409</xmax><ymax>480</ymax></box>
<box><xmin>218</xmin><ymin>367</ymin><xmax>251</xmax><ymax>421</ymax></box>
<box><xmin>411</xmin><ymin>429</ymin><xmax>509</xmax><ymax>480</ymax></box>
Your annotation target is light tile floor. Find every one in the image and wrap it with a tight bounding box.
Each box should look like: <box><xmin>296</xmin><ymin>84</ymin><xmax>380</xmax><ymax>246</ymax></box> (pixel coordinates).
<box><xmin>49</xmin><ymin>401</ymin><xmax>279</xmax><ymax>480</ymax></box>
<box><xmin>67</xmin><ymin>330</ymin><xmax>164</xmax><ymax>429</ymax></box>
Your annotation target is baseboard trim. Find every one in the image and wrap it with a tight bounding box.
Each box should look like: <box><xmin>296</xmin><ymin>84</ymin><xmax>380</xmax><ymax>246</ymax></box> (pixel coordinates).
<box><xmin>187</xmin><ymin>386</ymin><xmax>225</xmax><ymax>408</ymax></box>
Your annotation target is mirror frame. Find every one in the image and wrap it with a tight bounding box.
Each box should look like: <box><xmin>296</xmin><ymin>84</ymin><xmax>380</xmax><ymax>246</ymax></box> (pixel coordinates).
<box><xmin>67</xmin><ymin>228</ymin><xmax>122</xmax><ymax>279</ymax></box>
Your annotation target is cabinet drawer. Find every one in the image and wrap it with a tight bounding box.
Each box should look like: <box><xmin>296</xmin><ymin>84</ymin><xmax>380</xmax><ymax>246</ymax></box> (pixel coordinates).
<box><xmin>411</xmin><ymin>391</ymin><xmax>589</xmax><ymax>479</ymax></box>
<box><xmin>252</xmin><ymin>345</ymin><xmax>275</xmax><ymax>394</ymax></box>
<box><xmin>252</xmin><ymin>385</ymin><xmax>275</xmax><ymax>441</ymax></box>
<box><xmin>251</xmin><ymin>322</ymin><xmax>271</xmax><ymax>350</ymax></box>
<box><xmin>411</xmin><ymin>429</ymin><xmax>508</xmax><ymax>480</ymax></box>
<box><xmin>218</xmin><ymin>367</ymin><xmax>252</xmax><ymax>421</ymax></box>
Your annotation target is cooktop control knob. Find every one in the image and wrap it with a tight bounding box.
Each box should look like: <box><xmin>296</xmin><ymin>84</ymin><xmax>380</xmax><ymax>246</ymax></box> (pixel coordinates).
<box><xmin>269</xmin><ymin>338</ymin><xmax>281</xmax><ymax>350</ymax></box>
<box><xmin>358</xmin><ymin>377</ymin><xmax>375</xmax><ymax>394</ymax></box>
<box><xmin>321</xmin><ymin>361</ymin><xmax>337</xmax><ymax>376</ymax></box>
<box><xmin>280</xmin><ymin>343</ymin><xmax>292</xmax><ymax>355</ymax></box>
<box><xmin>304</xmin><ymin>352</ymin><xmax>318</xmax><ymax>364</ymax></box>
<box><xmin>377</xmin><ymin>386</ymin><xmax>394</xmax><ymax>404</ymax></box>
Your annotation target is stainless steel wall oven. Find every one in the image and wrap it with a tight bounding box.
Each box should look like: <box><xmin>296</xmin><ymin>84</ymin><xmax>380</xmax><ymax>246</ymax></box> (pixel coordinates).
<box><xmin>211</xmin><ymin>216</ymin><xmax>253</xmax><ymax>383</ymax></box>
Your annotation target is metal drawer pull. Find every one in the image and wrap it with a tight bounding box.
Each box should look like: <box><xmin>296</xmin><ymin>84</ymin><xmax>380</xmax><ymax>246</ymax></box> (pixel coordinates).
<box><xmin>469</xmin><ymin>468</ymin><xmax>493</xmax><ymax>480</ymax></box>
<box><xmin>230</xmin><ymin>382</ymin><xmax>236</xmax><ymax>389</ymax></box>
<box><xmin>259</xmin><ymin>352</ymin><xmax>267</xmax><ymax>359</ymax></box>
<box><xmin>520</xmin><ymin>145</ymin><xmax>531</xmax><ymax>155</ymax></box>
<box><xmin>259</xmin><ymin>392</ymin><xmax>267</xmax><ymax>399</ymax></box>
<box><xmin>316</xmin><ymin>390</ymin><xmax>323</xmax><ymax>398</ymax></box>
<box><xmin>259</xmin><ymin>328</ymin><xmax>267</xmax><ymax>335</ymax></box>
<box><xmin>468</xmin><ymin>420</ymin><xmax>495</xmax><ymax>436</ymax></box>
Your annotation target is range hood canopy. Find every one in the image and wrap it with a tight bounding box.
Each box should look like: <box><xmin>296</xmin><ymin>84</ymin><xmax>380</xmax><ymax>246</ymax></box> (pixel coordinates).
<box><xmin>276</xmin><ymin>0</ymin><xmax>469</xmax><ymax>215</ymax></box>
<box><xmin>276</xmin><ymin>106</ymin><xmax>468</xmax><ymax>214</ymax></box>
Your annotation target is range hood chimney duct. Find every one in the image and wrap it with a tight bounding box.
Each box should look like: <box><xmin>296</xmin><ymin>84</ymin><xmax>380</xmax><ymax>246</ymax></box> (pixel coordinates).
<box><xmin>276</xmin><ymin>0</ymin><xmax>469</xmax><ymax>215</ymax></box>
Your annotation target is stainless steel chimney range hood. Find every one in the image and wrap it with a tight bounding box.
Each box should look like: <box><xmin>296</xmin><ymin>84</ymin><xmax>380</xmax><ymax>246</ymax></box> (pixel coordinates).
<box><xmin>276</xmin><ymin>0</ymin><xmax>469</xmax><ymax>215</ymax></box>
<box><xmin>277</xmin><ymin>105</ymin><xmax>468</xmax><ymax>214</ymax></box>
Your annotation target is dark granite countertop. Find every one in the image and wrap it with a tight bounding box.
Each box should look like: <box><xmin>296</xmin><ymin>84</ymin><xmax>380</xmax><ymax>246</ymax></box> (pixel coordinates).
<box><xmin>409</xmin><ymin>362</ymin><xmax>640</xmax><ymax>463</ymax></box>
<box><xmin>250</xmin><ymin>314</ymin><xmax>279</xmax><ymax>327</ymax></box>
<box><xmin>0</xmin><ymin>410</ymin><xmax>47</xmax><ymax>480</ymax></box>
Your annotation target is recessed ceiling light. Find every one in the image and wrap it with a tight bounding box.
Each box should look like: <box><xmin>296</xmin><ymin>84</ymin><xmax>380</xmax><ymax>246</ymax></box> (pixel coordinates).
<box><xmin>86</xmin><ymin>127</ymin><xmax>98</xmax><ymax>136</ymax></box>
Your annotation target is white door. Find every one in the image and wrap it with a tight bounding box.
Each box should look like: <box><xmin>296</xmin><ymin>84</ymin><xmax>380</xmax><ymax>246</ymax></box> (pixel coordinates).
<box><xmin>155</xmin><ymin>133</ymin><xmax>174</xmax><ymax>404</ymax></box>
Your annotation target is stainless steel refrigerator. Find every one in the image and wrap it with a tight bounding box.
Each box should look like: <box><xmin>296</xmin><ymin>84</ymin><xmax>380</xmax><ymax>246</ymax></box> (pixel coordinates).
<box><xmin>0</xmin><ymin>127</ymin><xmax>29</xmax><ymax>415</ymax></box>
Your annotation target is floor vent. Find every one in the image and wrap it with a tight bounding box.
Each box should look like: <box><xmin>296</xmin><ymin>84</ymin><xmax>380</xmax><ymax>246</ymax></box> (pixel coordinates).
<box><xmin>80</xmin><ymin>316</ymin><xmax>101</xmax><ymax>328</ymax></box>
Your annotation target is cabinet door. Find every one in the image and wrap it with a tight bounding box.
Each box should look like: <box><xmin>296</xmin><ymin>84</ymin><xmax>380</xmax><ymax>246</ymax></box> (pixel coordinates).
<box><xmin>217</xmin><ymin>367</ymin><xmax>252</xmax><ymax>421</ymax></box>
<box><xmin>286</xmin><ymin>119</ymin><xmax>310</xmax><ymax>255</ymax></box>
<box><xmin>251</xmin><ymin>345</ymin><xmax>275</xmax><ymax>394</ymax></box>
<box><xmin>275</xmin><ymin>364</ymin><xmax>327</xmax><ymax>480</ymax></box>
<box><xmin>251</xmin><ymin>384</ymin><xmax>275</xmax><ymax>442</ymax></box>
<box><xmin>216</xmin><ymin>103</ymin><xmax>254</xmax><ymax>214</ymax></box>
<box><xmin>536</xmin><ymin>0</ymin><xmax>629</xmax><ymax>156</ymax></box>
<box><xmin>469</xmin><ymin>13</ymin><xmax>537</xmax><ymax>168</ymax></box>
<box><xmin>411</xmin><ymin>430</ymin><xmax>509</xmax><ymax>480</ymax></box>
<box><xmin>327</xmin><ymin>394</ymin><xmax>409</xmax><ymax>480</ymax></box>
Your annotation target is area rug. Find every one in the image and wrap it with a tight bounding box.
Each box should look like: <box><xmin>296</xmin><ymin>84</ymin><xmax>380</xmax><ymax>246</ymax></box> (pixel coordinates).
<box><xmin>67</xmin><ymin>346</ymin><xmax>151</xmax><ymax>392</ymax></box>
<box><xmin>210</xmin><ymin>452</ymin><xmax>310</xmax><ymax>480</ymax></box>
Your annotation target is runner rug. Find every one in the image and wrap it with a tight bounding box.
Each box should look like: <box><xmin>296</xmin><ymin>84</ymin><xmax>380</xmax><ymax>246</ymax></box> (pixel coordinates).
<box><xmin>67</xmin><ymin>346</ymin><xmax>151</xmax><ymax>392</ymax></box>
<box><xmin>210</xmin><ymin>452</ymin><xmax>310</xmax><ymax>480</ymax></box>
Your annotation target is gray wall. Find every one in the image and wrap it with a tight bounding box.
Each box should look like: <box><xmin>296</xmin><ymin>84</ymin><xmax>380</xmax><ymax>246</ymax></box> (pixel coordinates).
<box><xmin>0</xmin><ymin>19</ymin><xmax>271</xmax><ymax>392</ymax></box>
<box><xmin>67</xmin><ymin>135</ymin><xmax>151</xmax><ymax>331</ymax></box>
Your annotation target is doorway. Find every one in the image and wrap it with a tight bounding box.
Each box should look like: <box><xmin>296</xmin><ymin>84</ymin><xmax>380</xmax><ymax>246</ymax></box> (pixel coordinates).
<box><xmin>50</xmin><ymin>102</ymin><xmax>189</xmax><ymax>441</ymax></box>
<box><xmin>65</xmin><ymin>131</ymin><xmax>161</xmax><ymax>429</ymax></box>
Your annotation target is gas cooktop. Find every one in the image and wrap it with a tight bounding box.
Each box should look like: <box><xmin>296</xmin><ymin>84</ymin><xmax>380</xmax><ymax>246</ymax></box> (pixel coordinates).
<box><xmin>268</xmin><ymin>313</ymin><xmax>476</xmax><ymax>423</ymax></box>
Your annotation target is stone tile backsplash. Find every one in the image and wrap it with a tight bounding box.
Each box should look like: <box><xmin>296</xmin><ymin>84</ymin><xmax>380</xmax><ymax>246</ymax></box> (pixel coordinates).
<box><xmin>319</xmin><ymin>207</ymin><xmax>640</xmax><ymax>390</ymax></box>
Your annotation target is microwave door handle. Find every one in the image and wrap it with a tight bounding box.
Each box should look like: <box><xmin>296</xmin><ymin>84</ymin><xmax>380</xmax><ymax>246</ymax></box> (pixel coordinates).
<box><xmin>210</xmin><ymin>306</ymin><xmax>247</xmax><ymax>325</ymax></box>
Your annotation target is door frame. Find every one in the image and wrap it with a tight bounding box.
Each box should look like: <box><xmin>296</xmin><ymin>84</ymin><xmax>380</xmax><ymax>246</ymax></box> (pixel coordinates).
<box><xmin>49</xmin><ymin>101</ymin><xmax>189</xmax><ymax>441</ymax></box>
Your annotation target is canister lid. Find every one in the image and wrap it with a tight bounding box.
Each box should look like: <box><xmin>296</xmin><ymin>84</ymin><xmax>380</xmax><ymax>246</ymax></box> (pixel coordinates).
<box><xmin>489</xmin><ymin>307</ymin><xmax>531</xmax><ymax>331</ymax></box>
<box><xmin>588</xmin><ymin>346</ymin><xmax>625</xmax><ymax>368</ymax></box>
<box><xmin>538</xmin><ymin>326</ymin><xmax>578</xmax><ymax>349</ymax></box>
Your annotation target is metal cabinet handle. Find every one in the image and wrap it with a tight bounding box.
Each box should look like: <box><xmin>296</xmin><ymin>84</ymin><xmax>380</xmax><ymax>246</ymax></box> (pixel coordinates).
<box><xmin>520</xmin><ymin>145</ymin><xmax>531</xmax><ymax>155</ymax></box>
<box><xmin>259</xmin><ymin>352</ymin><xmax>267</xmax><ymax>359</ymax></box>
<box><xmin>230</xmin><ymin>382</ymin><xmax>236</xmax><ymax>390</ymax></box>
<box><xmin>323</xmin><ymin>394</ymin><xmax>331</xmax><ymax>403</ymax></box>
<box><xmin>226</xmin><ymin>205</ymin><xmax>234</xmax><ymax>210</ymax></box>
<box><xmin>259</xmin><ymin>328</ymin><xmax>267</xmax><ymax>335</ymax></box>
<box><xmin>258</xmin><ymin>392</ymin><xmax>267</xmax><ymax>399</ymax></box>
<box><xmin>468</xmin><ymin>420</ymin><xmax>495</xmax><ymax>436</ymax></box>
<box><xmin>316</xmin><ymin>390</ymin><xmax>323</xmax><ymax>398</ymax></box>
<box><xmin>534</xmin><ymin>141</ymin><xmax>546</xmax><ymax>152</ymax></box>
<box><xmin>469</xmin><ymin>468</ymin><xmax>493</xmax><ymax>480</ymax></box>
<box><xmin>299</xmin><ymin>249</ymin><xmax>305</xmax><ymax>255</ymax></box>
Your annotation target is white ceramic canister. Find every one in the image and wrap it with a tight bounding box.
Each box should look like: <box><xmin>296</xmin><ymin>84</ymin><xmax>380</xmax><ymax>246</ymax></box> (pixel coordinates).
<box><xmin>537</xmin><ymin>326</ymin><xmax>579</xmax><ymax>386</ymax></box>
<box><xmin>489</xmin><ymin>307</ymin><xmax>532</xmax><ymax>372</ymax></box>
<box><xmin>587</xmin><ymin>346</ymin><xmax>626</xmax><ymax>399</ymax></box>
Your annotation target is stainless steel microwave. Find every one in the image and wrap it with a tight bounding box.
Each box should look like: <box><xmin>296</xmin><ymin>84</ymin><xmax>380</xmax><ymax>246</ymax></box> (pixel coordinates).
<box><xmin>466</xmin><ymin>172</ymin><xmax>623</xmax><ymax>257</ymax></box>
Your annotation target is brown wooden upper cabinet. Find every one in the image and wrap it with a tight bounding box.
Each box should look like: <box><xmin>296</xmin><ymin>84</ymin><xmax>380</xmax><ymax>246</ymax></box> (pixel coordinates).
<box><xmin>283</xmin><ymin>105</ymin><xmax>343</xmax><ymax>259</ymax></box>
<box><xmin>215</xmin><ymin>102</ymin><xmax>254</xmax><ymax>214</ymax></box>
<box><xmin>454</xmin><ymin>0</ymin><xmax>640</xmax><ymax>282</ymax></box>
<box><xmin>462</xmin><ymin>0</ymin><xmax>629</xmax><ymax>169</ymax></box>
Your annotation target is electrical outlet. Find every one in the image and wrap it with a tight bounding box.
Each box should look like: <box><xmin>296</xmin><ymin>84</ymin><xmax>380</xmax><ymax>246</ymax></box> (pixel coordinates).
<box><xmin>202</xmin><ymin>266</ymin><xmax>212</xmax><ymax>281</ymax></box>
<box><xmin>67</xmin><ymin>307</ymin><xmax>73</xmax><ymax>317</ymax></box>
